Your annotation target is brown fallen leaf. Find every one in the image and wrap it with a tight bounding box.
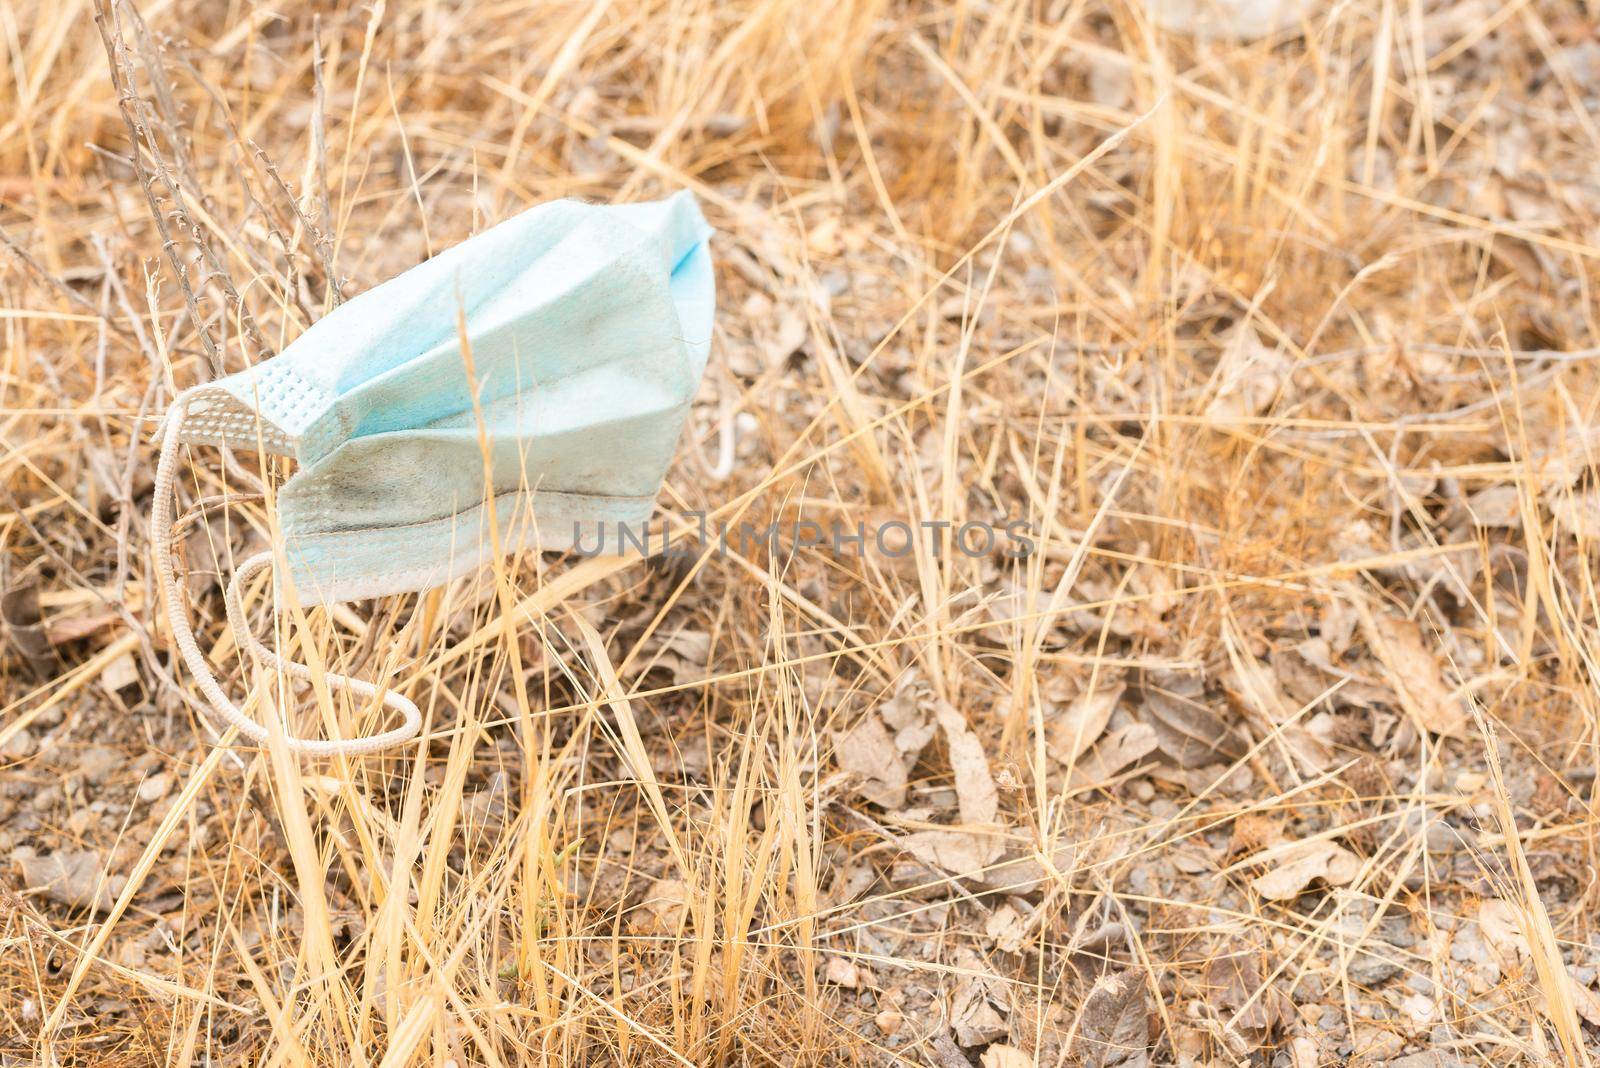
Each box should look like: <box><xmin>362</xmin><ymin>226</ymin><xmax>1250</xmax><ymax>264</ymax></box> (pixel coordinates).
<box><xmin>1221</xmin><ymin>642</ymin><xmax>1333</xmax><ymax>773</ymax></box>
<box><xmin>1249</xmin><ymin>839</ymin><xmax>1362</xmax><ymax>900</ymax></box>
<box><xmin>834</xmin><ymin>712</ymin><xmax>908</xmax><ymax>808</ymax></box>
<box><xmin>630</xmin><ymin>877</ymin><xmax>690</xmax><ymax>935</ymax></box>
<box><xmin>44</xmin><ymin>608</ymin><xmax>123</xmax><ymax>646</ymax></box>
<box><xmin>1569</xmin><ymin>977</ymin><xmax>1600</xmax><ymax>1027</ymax></box>
<box><xmin>1142</xmin><ymin>674</ymin><xmax>1246</xmax><ymax>767</ymax></box>
<box><xmin>1359</xmin><ymin>611</ymin><xmax>1468</xmax><ymax>739</ymax></box>
<box><xmin>1069</xmin><ymin>723</ymin><xmax>1159</xmax><ymax>788</ymax></box>
<box><xmin>902</xmin><ymin>828</ymin><xmax>1003</xmax><ymax>876</ymax></box>
<box><xmin>1549</xmin><ymin>489</ymin><xmax>1600</xmax><ymax>540</ymax></box>
<box><xmin>1</xmin><ymin>582</ymin><xmax>54</xmax><ymax>676</ymax></box>
<box><xmin>1207</xmin><ymin>947</ymin><xmax>1285</xmax><ymax>1039</ymax></box>
<box><xmin>822</xmin><ymin>955</ymin><xmax>861</xmax><ymax>989</ymax></box>
<box><xmin>1463</xmin><ymin>484</ymin><xmax>1523</xmax><ymax>528</ymax></box>
<box><xmin>979</xmin><ymin>1045</ymin><xmax>1032</xmax><ymax>1068</ymax></box>
<box><xmin>1074</xmin><ymin>969</ymin><xmax>1149</xmax><ymax>1067</ymax></box>
<box><xmin>1478</xmin><ymin>898</ymin><xmax>1531</xmax><ymax>963</ymax></box>
<box><xmin>948</xmin><ymin>947</ymin><xmax>1009</xmax><ymax>1046</ymax></box>
<box><xmin>902</xmin><ymin>700</ymin><xmax>1005</xmax><ymax>876</ymax></box>
<box><xmin>985</xmin><ymin>903</ymin><xmax>1028</xmax><ymax>954</ymax></box>
<box><xmin>1046</xmin><ymin>684</ymin><xmax>1122</xmax><ymax>766</ymax></box>
<box><xmin>13</xmin><ymin>847</ymin><xmax>128</xmax><ymax>913</ymax></box>
<box><xmin>933</xmin><ymin>700</ymin><xmax>998</xmax><ymax>825</ymax></box>
<box><xmin>1205</xmin><ymin>321</ymin><xmax>1291</xmax><ymax>419</ymax></box>
<box><xmin>968</xmin><ymin>844</ymin><xmax>1078</xmax><ymax>895</ymax></box>
<box><xmin>101</xmin><ymin>651</ymin><xmax>141</xmax><ymax>695</ymax></box>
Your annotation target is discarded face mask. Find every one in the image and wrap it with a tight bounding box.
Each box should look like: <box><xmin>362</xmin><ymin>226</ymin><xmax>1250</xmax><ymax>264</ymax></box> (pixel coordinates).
<box><xmin>152</xmin><ymin>191</ymin><xmax>714</xmax><ymax>756</ymax></box>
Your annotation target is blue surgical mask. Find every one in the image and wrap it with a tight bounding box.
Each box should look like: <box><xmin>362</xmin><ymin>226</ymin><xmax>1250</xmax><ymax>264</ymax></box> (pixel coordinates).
<box><xmin>152</xmin><ymin>192</ymin><xmax>714</xmax><ymax>755</ymax></box>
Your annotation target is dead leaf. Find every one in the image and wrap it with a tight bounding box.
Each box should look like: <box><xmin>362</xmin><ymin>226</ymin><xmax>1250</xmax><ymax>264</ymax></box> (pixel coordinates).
<box><xmin>1570</xmin><ymin>976</ymin><xmax>1600</xmax><ymax>1027</ymax></box>
<box><xmin>1075</xmin><ymin>969</ymin><xmax>1149</xmax><ymax>1067</ymax></box>
<box><xmin>1047</xmin><ymin>684</ymin><xmax>1122</xmax><ymax>766</ymax></box>
<box><xmin>1222</xmin><ymin>646</ymin><xmax>1332</xmax><ymax>773</ymax></box>
<box><xmin>986</xmin><ymin>903</ymin><xmax>1028</xmax><ymax>953</ymax></box>
<box><xmin>1069</xmin><ymin>723</ymin><xmax>1159</xmax><ymax>788</ymax></box>
<box><xmin>630</xmin><ymin>877</ymin><xmax>690</xmax><ymax>935</ymax></box>
<box><xmin>902</xmin><ymin>829</ymin><xmax>1003</xmax><ymax>876</ymax></box>
<box><xmin>13</xmin><ymin>847</ymin><xmax>127</xmax><ymax>912</ymax></box>
<box><xmin>1549</xmin><ymin>490</ymin><xmax>1600</xmax><ymax>540</ymax></box>
<box><xmin>651</xmin><ymin>629</ymin><xmax>711</xmax><ymax>679</ymax></box>
<box><xmin>969</xmin><ymin>844</ymin><xmax>1078</xmax><ymax>895</ymax></box>
<box><xmin>1</xmin><ymin>582</ymin><xmax>54</xmax><ymax>676</ymax></box>
<box><xmin>902</xmin><ymin>700</ymin><xmax>1006</xmax><ymax>875</ymax></box>
<box><xmin>1464</xmin><ymin>484</ymin><xmax>1522</xmax><ymax>528</ymax></box>
<box><xmin>934</xmin><ymin>701</ymin><xmax>998</xmax><ymax>825</ymax></box>
<box><xmin>1221</xmin><ymin>650</ymin><xmax>1292</xmax><ymax>724</ymax></box>
<box><xmin>101</xmin><ymin>651</ymin><xmax>140</xmax><ymax>694</ymax></box>
<box><xmin>979</xmin><ymin>1045</ymin><xmax>1033</xmax><ymax>1068</ymax></box>
<box><xmin>44</xmin><ymin>609</ymin><xmax>122</xmax><ymax>646</ymax></box>
<box><xmin>1142</xmin><ymin>675</ymin><xmax>1246</xmax><ymax>767</ymax></box>
<box><xmin>949</xmin><ymin>948</ymin><xmax>1009</xmax><ymax>1046</ymax></box>
<box><xmin>1207</xmin><ymin>948</ymin><xmax>1284</xmax><ymax>1037</ymax></box>
<box><xmin>1478</xmin><ymin>898</ymin><xmax>1531</xmax><ymax>962</ymax></box>
<box><xmin>823</xmin><ymin>956</ymin><xmax>861</xmax><ymax>988</ymax></box>
<box><xmin>1250</xmin><ymin>840</ymin><xmax>1362</xmax><ymax>900</ymax></box>
<box><xmin>1205</xmin><ymin>322</ymin><xmax>1291</xmax><ymax>418</ymax></box>
<box><xmin>834</xmin><ymin>712</ymin><xmax>908</xmax><ymax>808</ymax></box>
<box><xmin>1360</xmin><ymin>611</ymin><xmax>1468</xmax><ymax>739</ymax></box>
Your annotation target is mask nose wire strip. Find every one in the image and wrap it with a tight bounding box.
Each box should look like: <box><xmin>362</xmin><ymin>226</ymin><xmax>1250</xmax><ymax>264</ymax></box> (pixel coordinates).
<box><xmin>153</xmin><ymin>399</ymin><xmax>422</xmax><ymax>756</ymax></box>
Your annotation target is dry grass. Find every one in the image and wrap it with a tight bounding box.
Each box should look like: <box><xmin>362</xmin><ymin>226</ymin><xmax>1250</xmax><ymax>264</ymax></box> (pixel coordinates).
<box><xmin>2</xmin><ymin>0</ymin><xmax>1600</xmax><ymax>1063</ymax></box>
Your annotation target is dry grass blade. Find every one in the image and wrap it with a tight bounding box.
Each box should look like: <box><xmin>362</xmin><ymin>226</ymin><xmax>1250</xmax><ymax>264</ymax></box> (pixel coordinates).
<box><xmin>571</xmin><ymin>611</ymin><xmax>692</xmax><ymax>883</ymax></box>
<box><xmin>3</xmin><ymin>0</ymin><xmax>1600</xmax><ymax>1064</ymax></box>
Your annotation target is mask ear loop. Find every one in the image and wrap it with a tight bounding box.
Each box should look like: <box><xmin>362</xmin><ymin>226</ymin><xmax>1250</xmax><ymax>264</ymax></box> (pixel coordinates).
<box><xmin>153</xmin><ymin>396</ymin><xmax>422</xmax><ymax>756</ymax></box>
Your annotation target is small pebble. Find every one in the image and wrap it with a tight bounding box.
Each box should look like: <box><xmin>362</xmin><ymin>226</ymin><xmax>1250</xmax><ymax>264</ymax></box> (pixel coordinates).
<box><xmin>1400</xmin><ymin>993</ymin><xmax>1435</xmax><ymax>1024</ymax></box>
<box><xmin>137</xmin><ymin>772</ymin><xmax>172</xmax><ymax>804</ymax></box>
<box><xmin>824</xmin><ymin>956</ymin><xmax>860</xmax><ymax>988</ymax></box>
<box><xmin>1</xmin><ymin>727</ymin><xmax>38</xmax><ymax>759</ymax></box>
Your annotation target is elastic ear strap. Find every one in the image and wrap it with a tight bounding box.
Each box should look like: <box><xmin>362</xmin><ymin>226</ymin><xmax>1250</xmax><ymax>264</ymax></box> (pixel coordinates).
<box><xmin>153</xmin><ymin>400</ymin><xmax>421</xmax><ymax>756</ymax></box>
